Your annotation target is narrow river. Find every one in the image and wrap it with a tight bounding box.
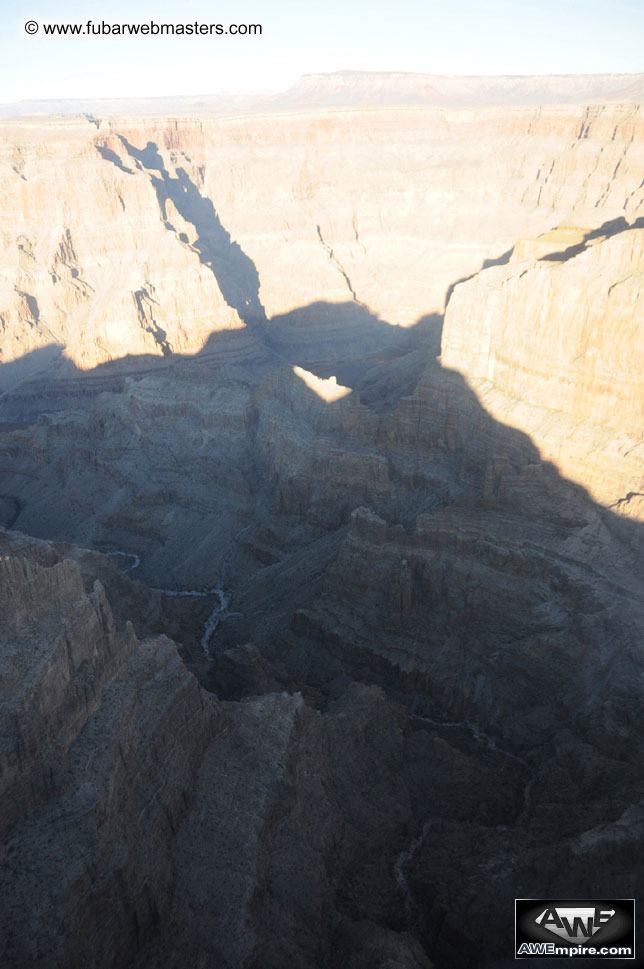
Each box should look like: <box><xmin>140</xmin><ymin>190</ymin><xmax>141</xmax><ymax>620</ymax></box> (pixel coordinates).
<box><xmin>98</xmin><ymin>548</ymin><xmax>141</xmax><ymax>573</ymax></box>
<box><xmin>101</xmin><ymin>547</ymin><xmax>234</xmax><ymax>658</ymax></box>
<box><xmin>162</xmin><ymin>586</ymin><xmax>230</xmax><ymax>656</ymax></box>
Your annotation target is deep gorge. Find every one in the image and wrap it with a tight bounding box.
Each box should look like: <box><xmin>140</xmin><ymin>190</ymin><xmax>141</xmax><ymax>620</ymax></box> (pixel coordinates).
<box><xmin>1</xmin><ymin>90</ymin><xmax>644</xmax><ymax>968</ymax></box>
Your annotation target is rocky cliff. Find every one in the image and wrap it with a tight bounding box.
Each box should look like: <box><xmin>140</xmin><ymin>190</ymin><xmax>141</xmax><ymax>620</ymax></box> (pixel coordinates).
<box><xmin>441</xmin><ymin>219</ymin><xmax>644</xmax><ymax>516</ymax></box>
<box><xmin>2</xmin><ymin>92</ymin><xmax>644</xmax><ymax>969</ymax></box>
<box><xmin>1</xmin><ymin>101</ymin><xmax>643</xmax><ymax>582</ymax></box>
<box><xmin>0</xmin><ymin>533</ymin><xmax>446</xmax><ymax>969</ymax></box>
<box><xmin>3</xmin><ymin>100</ymin><xmax>644</xmax><ymax>383</ymax></box>
<box><xmin>0</xmin><ymin>535</ymin><xmax>219</xmax><ymax>967</ymax></box>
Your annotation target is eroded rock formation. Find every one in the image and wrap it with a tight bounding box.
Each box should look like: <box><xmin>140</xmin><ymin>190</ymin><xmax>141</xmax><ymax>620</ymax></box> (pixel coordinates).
<box><xmin>1</xmin><ymin>86</ymin><xmax>644</xmax><ymax>969</ymax></box>
<box><xmin>442</xmin><ymin>219</ymin><xmax>644</xmax><ymax>516</ymax></box>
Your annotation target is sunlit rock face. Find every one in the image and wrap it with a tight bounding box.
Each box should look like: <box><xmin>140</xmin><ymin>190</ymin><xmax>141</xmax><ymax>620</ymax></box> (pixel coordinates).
<box><xmin>1</xmin><ymin>100</ymin><xmax>643</xmax><ymax>576</ymax></box>
<box><xmin>442</xmin><ymin>222</ymin><xmax>644</xmax><ymax>516</ymax></box>
<box><xmin>2</xmin><ymin>99</ymin><xmax>643</xmax><ymax>382</ymax></box>
<box><xmin>2</xmin><ymin>85</ymin><xmax>644</xmax><ymax>969</ymax></box>
<box><xmin>292</xmin><ymin>366</ymin><xmax>352</xmax><ymax>402</ymax></box>
<box><xmin>1</xmin><ymin>122</ymin><xmax>244</xmax><ymax>380</ymax></box>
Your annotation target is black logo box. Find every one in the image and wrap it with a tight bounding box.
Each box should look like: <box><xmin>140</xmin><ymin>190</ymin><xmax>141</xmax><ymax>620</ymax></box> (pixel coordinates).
<box><xmin>515</xmin><ymin>900</ymin><xmax>635</xmax><ymax>959</ymax></box>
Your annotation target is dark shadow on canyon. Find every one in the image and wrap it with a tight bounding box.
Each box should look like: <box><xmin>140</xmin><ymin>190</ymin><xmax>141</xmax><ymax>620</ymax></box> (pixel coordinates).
<box><xmin>541</xmin><ymin>214</ymin><xmax>644</xmax><ymax>262</ymax></box>
<box><xmin>0</xmin><ymin>288</ymin><xmax>642</xmax><ymax>572</ymax></box>
<box><xmin>3</xmin><ymin>197</ymin><xmax>644</xmax><ymax>969</ymax></box>
<box><xmin>95</xmin><ymin>143</ymin><xmax>134</xmax><ymax>174</ymax></box>
<box><xmin>114</xmin><ymin>137</ymin><xmax>267</xmax><ymax>329</ymax></box>
<box><xmin>1</xmin><ymin>283</ymin><xmax>641</xmax><ymax>630</ymax></box>
<box><xmin>2</xmin><ymin>305</ymin><xmax>644</xmax><ymax>969</ymax></box>
<box><xmin>443</xmin><ymin>246</ymin><xmax>514</xmax><ymax>308</ymax></box>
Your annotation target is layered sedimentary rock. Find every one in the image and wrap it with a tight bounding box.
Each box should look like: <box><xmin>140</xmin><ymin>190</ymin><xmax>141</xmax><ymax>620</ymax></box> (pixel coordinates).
<box><xmin>442</xmin><ymin>220</ymin><xmax>644</xmax><ymax>516</ymax></box>
<box><xmin>2</xmin><ymin>89</ymin><xmax>644</xmax><ymax>969</ymax></box>
<box><xmin>0</xmin><ymin>120</ymin><xmax>244</xmax><ymax>383</ymax></box>
<box><xmin>273</xmin><ymin>361</ymin><xmax>644</xmax><ymax>967</ymax></box>
<box><xmin>0</xmin><ymin>534</ymin><xmax>480</xmax><ymax>969</ymax></box>
<box><xmin>0</xmin><ymin>539</ymin><xmax>219</xmax><ymax>967</ymax></box>
<box><xmin>2</xmin><ymin>98</ymin><xmax>644</xmax><ymax>387</ymax></box>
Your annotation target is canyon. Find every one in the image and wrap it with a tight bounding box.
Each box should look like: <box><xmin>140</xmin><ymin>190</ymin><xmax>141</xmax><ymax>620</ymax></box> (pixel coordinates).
<box><xmin>1</xmin><ymin>75</ymin><xmax>644</xmax><ymax>968</ymax></box>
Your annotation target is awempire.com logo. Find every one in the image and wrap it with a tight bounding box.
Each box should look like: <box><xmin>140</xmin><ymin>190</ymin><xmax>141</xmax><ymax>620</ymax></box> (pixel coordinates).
<box><xmin>515</xmin><ymin>900</ymin><xmax>635</xmax><ymax>958</ymax></box>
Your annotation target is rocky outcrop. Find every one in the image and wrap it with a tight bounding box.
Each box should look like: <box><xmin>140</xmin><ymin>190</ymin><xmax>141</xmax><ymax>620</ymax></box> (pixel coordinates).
<box><xmin>2</xmin><ymin>98</ymin><xmax>644</xmax><ymax>392</ymax></box>
<box><xmin>0</xmin><ymin>554</ymin><xmax>128</xmax><ymax>837</ymax></box>
<box><xmin>0</xmin><ymin>545</ymin><xmax>220</xmax><ymax>968</ymax></box>
<box><xmin>0</xmin><ymin>119</ymin><xmax>244</xmax><ymax>383</ymax></box>
<box><xmin>2</xmin><ymin>101</ymin><xmax>644</xmax><ymax>576</ymax></box>
<box><xmin>11</xmin><ymin>480</ymin><xmax>628</xmax><ymax>969</ymax></box>
<box><xmin>1</xmin><ymin>536</ymin><xmax>515</xmax><ymax>969</ymax></box>
<box><xmin>3</xmin><ymin>92</ymin><xmax>644</xmax><ymax>969</ymax></box>
<box><xmin>442</xmin><ymin>221</ymin><xmax>644</xmax><ymax>517</ymax></box>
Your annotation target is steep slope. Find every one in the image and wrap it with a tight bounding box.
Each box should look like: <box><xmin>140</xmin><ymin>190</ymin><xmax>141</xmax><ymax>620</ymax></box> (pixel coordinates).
<box><xmin>0</xmin><ymin>538</ymin><xmax>220</xmax><ymax>967</ymax></box>
<box><xmin>2</xmin><ymin>99</ymin><xmax>644</xmax><ymax>388</ymax></box>
<box><xmin>442</xmin><ymin>221</ymin><xmax>644</xmax><ymax>516</ymax></box>
<box><xmin>2</xmin><ymin>97</ymin><xmax>644</xmax><ymax>969</ymax></box>
<box><xmin>1</xmin><ymin>101</ymin><xmax>644</xmax><ymax>584</ymax></box>
<box><xmin>2</xmin><ymin>532</ymin><xmax>512</xmax><ymax>969</ymax></box>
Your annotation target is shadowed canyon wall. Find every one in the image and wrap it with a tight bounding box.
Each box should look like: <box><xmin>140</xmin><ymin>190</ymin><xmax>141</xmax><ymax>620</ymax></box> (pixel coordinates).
<box><xmin>1</xmin><ymin>93</ymin><xmax>644</xmax><ymax>969</ymax></box>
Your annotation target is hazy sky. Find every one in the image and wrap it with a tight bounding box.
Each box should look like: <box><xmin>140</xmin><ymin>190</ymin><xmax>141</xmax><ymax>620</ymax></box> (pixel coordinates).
<box><xmin>1</xmin><ymin>0</ymin><xmax>643</xmax><ymax>102</ymax></box>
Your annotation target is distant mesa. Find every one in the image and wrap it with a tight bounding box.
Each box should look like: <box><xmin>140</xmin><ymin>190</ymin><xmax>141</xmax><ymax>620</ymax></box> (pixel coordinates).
<box><xmin>3</xmin><ymin>70</ymin><xmax>644</xmax><ymax>119</ymax></box>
